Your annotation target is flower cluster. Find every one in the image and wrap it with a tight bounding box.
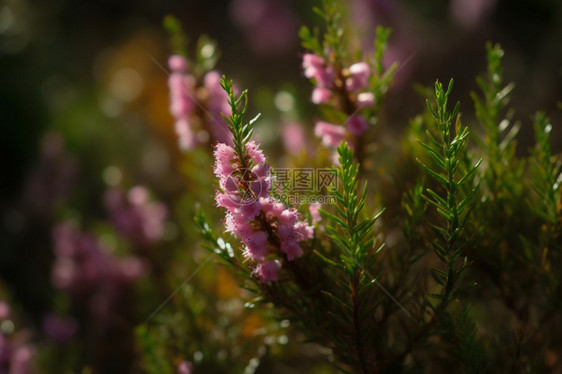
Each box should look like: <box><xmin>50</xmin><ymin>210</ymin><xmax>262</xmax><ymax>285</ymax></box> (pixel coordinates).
<box><xmin>168</xmin><ymin>55</ymin><xmax>232</xmax><ymax>149</ymax></box>
<box><xmin>0</xmin><ymin>301</ymin><xmax>35</xmax><ymax>374</ymax></box>
<box><xmin>213</xmin><ymin>141</ymin><xmax>313</xmax><ymax>282</ymax></box>
<box><xmin>104</xmin><ymin>186</ymin><xmax>167</xmax><ymax>247</ymax></box>
<box><xmin>302</xmin><ymin>53</ymin><xmax>374</xmax><ymax>146</ymax></box>
<box><xmin>51</xmin><ymin>222</ymin><xmax>146</xmax><ymax>320</ymax></box>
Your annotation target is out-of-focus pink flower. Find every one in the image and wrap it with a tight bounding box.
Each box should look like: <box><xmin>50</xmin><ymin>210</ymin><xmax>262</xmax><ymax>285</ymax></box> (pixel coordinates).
<box><xmin>230</xmin><ymin>0</ymin><xmax>298</xmax><ymax>56</ymax></box>
<box><xmin>104</xmin><ymin>186</ymin><xmax>167</xmax><ymax>247</ymax></box>
<box><xmin>168</xmin><ymin>57</ymin><xmax>235</xmax><ymax>149</ymax></box>
<box><xmin>309</xmin><ymin>203</ymin><xmax>322</xmax><ymax>224</ymax></box>
<box><xmin>0</xmin><ymin>301</ymin><xmax>10</xmax><ymax>321</ymax></box>
<box><xmin>43</xmin><ymin>314</ymin><xmax>78</xmax><ymax>343</ymax></box>
<box><xmin>168</xmin><ymin>55</ymin><xmax>188</xmax><ymax>72</ymax></box>
<box><xmin>119</xmin><ymin>257</ymin><xmax>148</xmax><ymax>282</ymax></box>
<box><xmin>282</xmin><ymin>123</ymin><xmax>306</xmax><ymax>155</ymax></box>
<box><xmin>168</xmin><ymin>73</ymin><xmax>196</xmax><ymax>119</ymax></box>
<box><xmin>303</xmin><ymin>53</ymin><xmax>334</xmax><ymax>88</ymax></box>
<box><xmin>175</xmin><ymin>119</ymin><xmax>197</xmax><ymax>150</ymax></box>
<box><xmin>346</xmin><ymin>115</ymin><xmax>369</xmax><ymax>136</ymax></box>
<box><xmin>312</xmin><ymin>87</ymin><xmax>332</xmax><ymax>104</ymax></box>
<box><xmin>9</xmin><ymin>345</ymin><xmax>34</xmax><ymax>374</ymax></box>
<box><xmin>51</xmin><ymin>222</ymin><xmax>145</xmax><ymax>320</ymax></box>
<box><xmin>303</xmin><ymin>54</ymin><xmax>325</xmax><ymax>77</ymax></box>
<box><xmin>451</xmin><ymin>0</ymin><xmax>497</xmax><ymax>29</ymax></box>
<box><xmin>346</xmin><ymin>62</ymin><xmax>370</xmax><ymax>91</ymax></box>
<box><xmin>256</xmin><ymin>260</ymin><xmax>281</xmax><ymax>282</ymax></box>
<box><xmin>0</xmin><ymin>303</ymin><xmax>35</xmax><ymax>374</ymax></box>
<box><xmin>177</xmin><ymin>360</ymin><xmax>193</xmax><ymax>374</ymax></box>
<box><xmin>204</xmin><ymin>71</ymin><xmax>233</xmax><ymax>145</ymax></box>
<box><xmin>315</xmin><ymin>122</ymin><xmax>347</xmax><ymax>147</ymax></box>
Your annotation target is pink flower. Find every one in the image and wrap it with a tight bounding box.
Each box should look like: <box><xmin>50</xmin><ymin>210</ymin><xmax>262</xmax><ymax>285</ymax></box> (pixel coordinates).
<box><xmin>10</xmin><ymin>345</ymin><xmax>35</xmax><ymax>374</ymax></box>
<box><xmin>177</xmin><ymin>360</ymin><xmax>193</xmax><ymax>374</ymax></box>
<box><xmin>168</xmin><ymin>55</ymin><xmax>189</xmax><ymax>72</ymax></box>
<box><xmin>277</xmin><ymin>224</ymin><xmax>297</xmax><ymax>242</ymax></box>
<box><xmin>281</xmin><ymin>123</ymin><xmax>306</xmax><ymax>155</ymax></box>
<box><xmin>204</xmin><ymin>71</ymin><xmax>233</xmax><ymax>145</ymax></box>
<box><xmin>169</xmin><ymin>74</ymin><xmax>196</xmax><ymax>118</ymax></box>
<box><xmin>312</xmin><ymin>87</ymin><xmax>332</xmax><ymax>104</ymax></box>
<box><xmin>251</xmin><ymin>163</ymin><xmax>270</xmax><ymax>178</ymax></box>
<box><xmin>302</xmin><ymin>53</ymin><xmax>325</xmax><ymax>77</ymax></box>
<box><xmin>279</xmin><ymin>209</ymin><xmax>299</xmax><ymax>224</ymax></box>
<box><xmin>256</xmin><ymin>260</ymin><xmax>281</xmax><ymax>282</ymax></box>
<box><xmin>105</xmin><ymin>186</ymin><xmax>167</xmax><ymax>246</ymax></box>
<box><xmin>237</xmin><ymin>200</ymin><xmax>262</xmax><ymax>220</ymax></box>
<box><xmin>259</xmin><ymin>197</ymin><xmax>275</xmax><ymax>215</ymax></box>
<box><xmin>220</xmin><ymin>174</ymin><xmax>240</xmax><ymax>193</ymax></box>
<box><xmin>225</xmin><ymin>213</ymin><xmax>253</xmax><ymax>238</ymax></box>
<box><xmin>315</xmin><ymin>121</ymin><xmax>347</xmax><ymax>147</ymax></box>
<box><xmin>175</xmin><ymin>119</ymin><xmax>197</xmax><ymax>150</ymax></box>
<box><xmin>230</xmin><ymin>0</ymin><xmax>298</xmax><ymax>56</ymax></box>
<box><xmin>302</xmin><ymin>53</ymin><xmax>333</xmax><ymax>88</ymax></box>
<box><xmin>250</xmin><ymin>178</ymin><xmax>271</xmax><ymax>198</ymax></box>
<box><xmin>346</xmin><ymin>62</ymin><xmax>370</xmax><ymax>91</ymax></box>
<box><xmin>119</xmin><ymin>257</ymin><xmax>148</xmax><ymax>281</ymax></box>
<box><xmin>216</xmin><ymin>192</ymin><xmax>242</xmax><ymax>212</ymax></box>
<box><xmin>346</xmin><ymin>115</ymin><xmax>369</xmax><ymax>136</ymax></box>
<box><xmin>294</xmin><ymin>221</ymin><xmax>314</xmax><ymax>241</ymax></box>
<box><xmin>245</xmin><ymin>141</ymin><xmax>266</xmax><ymax>164</ymax></box>
<box><xmin>309</xmin><ymin>203</ymin><xmax>322</xmax><ymax>224</ymax></box>
<box><xmin>244</xmin><ymin>231</ymin><xmax>268</xmax><ymax>260</ymax></box>
<box><xmin>213</xmin><ymin>143</ymin><xmax>235</xmax><ymax>176</ymax></box>
<box><xmin>280</xmin><ymin>239</ymin><xmax>303</xmax><ymax>261</ymax></box>
<box><xmin>0</xmin><ymin>301</ymin><xmax>11</xmax><ymax>321</ymax></box>
<box><xmin>213</xmin><ymin>138</ymin><xmax>311</xmax><ymax>279</ymax></box>
<box><xmin>451</xmin><ymin>0</ymin><xmax>497</xmax><ymax>29</ymax></box>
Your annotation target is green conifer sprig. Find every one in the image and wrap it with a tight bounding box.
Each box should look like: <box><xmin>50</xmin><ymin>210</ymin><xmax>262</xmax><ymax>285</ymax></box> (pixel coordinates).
<box><xmin>417</xmin><ymin>79</ymin><xmax>481</xmax><ymax>305</ymax></box>
<box><xmin>530</xmin><ymin>112</ymin><xmax>561</xmax><ymax>225</ymax></box>
<box><xmin>320</xmin><ymin>142</ymin><xmax>384</xmax><ymax>270</ymax></box>
<box><xmin>300</xmin><ymin>0</ymin><xmax>347</xmax><ymax>62</ymax></box>
<box><xmin>370</xmin><ymin>27</ymin><xmax>398</xmax><ymax>110</ymax></box>
<box><xmin>318</xmin><ymin>142</ymin><xmax>386</xmax><ymax>373</ymax></box>
<box><xmin>471</xmin><ymin>42</ymin><xmax>521</xmax><ymax>200</ymax></box>
<box><xmin>219</xmin><ymin>77</ymin><xmax>260</xmax><ymax>170</ymax></box>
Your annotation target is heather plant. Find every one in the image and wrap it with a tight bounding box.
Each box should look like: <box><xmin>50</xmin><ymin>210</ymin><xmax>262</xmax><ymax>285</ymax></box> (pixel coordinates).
<box><xmin>135</xmin><ymin>2</ymin><xmax>562</xmax><ymax>373</ymax></box>
<box><xmin>2</xmin><ymin>1</ymin><xmax>561</xmax><ymax>374</ymax></box>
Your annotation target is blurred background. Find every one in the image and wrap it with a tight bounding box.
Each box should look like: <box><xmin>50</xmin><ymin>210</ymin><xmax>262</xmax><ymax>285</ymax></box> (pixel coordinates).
<box><xmin>0</xmin><ymin>0</ymin><xmax>561</xmax><ymax>372</ymax></box>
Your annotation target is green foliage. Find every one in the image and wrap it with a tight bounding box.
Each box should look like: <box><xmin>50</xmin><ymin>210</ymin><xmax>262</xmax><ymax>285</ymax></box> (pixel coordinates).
<box><xmin>300</xmin><ymin>0</ymin><xmax>347</xmax><ymax>62</ymax></box>
<box><xmin>370</xmin><ymin>27</ymin><xmax>398</xmax><ymax>109</ymax></box>
<box><xmin>164</xmin><ymin>15</ymin><xmax>188</xmax><ymax>58</ymax></box>
<box><xmin>417</xmin><ymin>79</ymin><xmax>481</xmax><ymax>305</ymax></box>
<box><xmin>220</xmin><ymin>77</ymin><xmax>261</xmax><ymax>169</ymax></box>
<box><xmin>164</xmin><ymin>15</ymin><xmax>221</xmax><ymax>76</ymax></box>
<box><xmin>530</xmin><ymin>112</ymin><xmax>561</xmax><ymax>224</ymax></box>
<box><xmin>471</xmin><ymin>42</ymin><xmax>522</xmax><ymax>202</ymax></box>
<box><xmin>321</xmin><ymin>143</ymin><xmax>384</xmax><ymax>267</ymax></box>
<box><xmin>447</xmin><ymin>308</ymin><xmax>487</xmax><ymax>374</ymax></box>
<box><xmin>155</xmin><ymin>11</ymin><xmax>562</xmax><ymax>374</ymax></box>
